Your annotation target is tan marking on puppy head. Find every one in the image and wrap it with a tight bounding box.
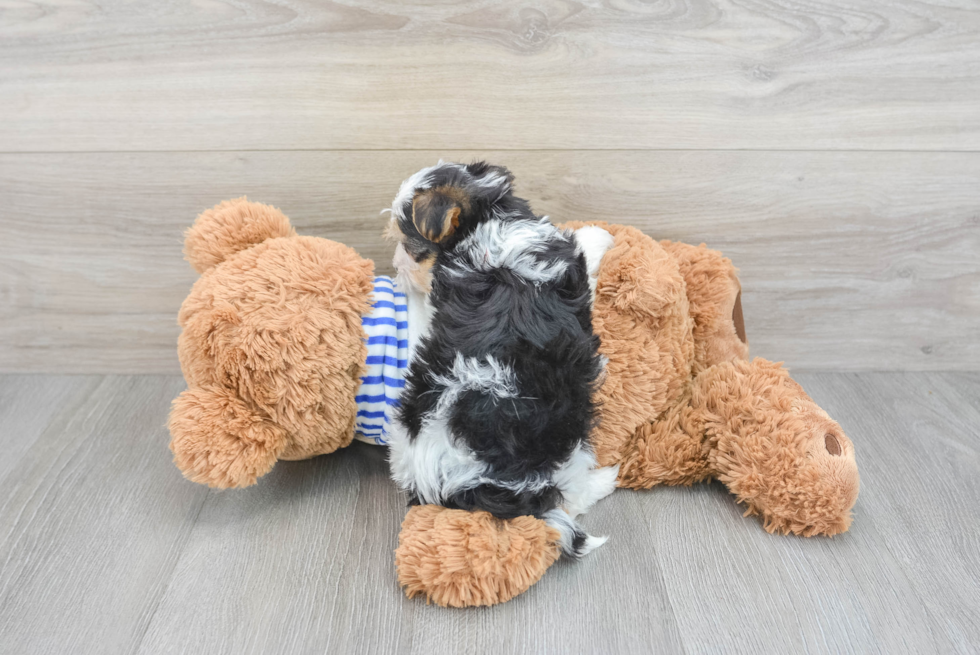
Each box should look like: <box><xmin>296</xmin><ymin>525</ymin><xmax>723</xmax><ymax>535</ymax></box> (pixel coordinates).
<box><xmin>432</xmin><ymin>185</ymin><xmax>472</xmax><ymax>210</ymax></box>
<box><xmin>409</xmin><ymin>254</ymin><xmax>436</xmax><ymax>293</ymax></box>
<box><xmin>393</xmin><ymin>243</ymin><xmax>436</xmax><ymax>294</ymax></box>
<box><xmin>412</xmin><ymin>186</ymin><xmax>469</xmax><ymax>244</ymax></box>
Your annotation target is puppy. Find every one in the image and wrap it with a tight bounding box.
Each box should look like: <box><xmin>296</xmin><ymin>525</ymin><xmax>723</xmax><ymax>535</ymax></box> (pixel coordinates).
<box><xmin>385</xmin><ymin>161</ymin><xmax>618</xmax><ymax>558</ymax></box>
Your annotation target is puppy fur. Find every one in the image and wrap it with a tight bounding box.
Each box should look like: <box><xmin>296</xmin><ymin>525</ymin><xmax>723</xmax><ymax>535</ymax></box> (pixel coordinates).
<box><xmin>385</xmin><ymin>161</ymin><xmax>617</xmax><ymax>558</ymax></box>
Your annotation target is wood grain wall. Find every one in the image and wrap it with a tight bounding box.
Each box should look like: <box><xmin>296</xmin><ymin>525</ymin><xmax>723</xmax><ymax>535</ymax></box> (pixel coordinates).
<box><xmin>1</xmin><ymin>1</ymin><xmax>978</xmax><ymax>373</ymax></box>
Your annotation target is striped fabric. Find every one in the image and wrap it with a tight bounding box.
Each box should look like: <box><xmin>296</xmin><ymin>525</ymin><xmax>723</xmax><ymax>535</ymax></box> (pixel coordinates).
<box><xmin>353</xmin><ymin>276</ymin><xmax>409</xmax><ymax>445</ymax></box>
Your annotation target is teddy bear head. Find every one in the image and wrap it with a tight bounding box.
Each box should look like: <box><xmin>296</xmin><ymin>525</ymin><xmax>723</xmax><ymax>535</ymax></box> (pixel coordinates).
<box><xmin>169</xmin><ymin>199</ymin><xmax>374</xmax><ymax>488</ymax></box>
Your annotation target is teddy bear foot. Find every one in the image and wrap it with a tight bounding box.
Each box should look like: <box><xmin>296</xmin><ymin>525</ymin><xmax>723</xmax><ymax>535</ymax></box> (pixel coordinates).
<box><xmin>395</xmin><ymin>505</ymin><xmax>562</xmax><ymax>607</ymax></box>
<box><xmin>699</xmin><ymin>358</ymin><xmax>860</xmax><ymax>537</ymax></box>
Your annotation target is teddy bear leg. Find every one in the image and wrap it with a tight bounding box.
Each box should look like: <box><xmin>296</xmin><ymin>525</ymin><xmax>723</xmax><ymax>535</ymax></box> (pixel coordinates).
<box><xmin>615</xmin><ymin>398</ymin><xmax>714</xmax><ymax>490</ymax></box>
<box><xmin>693</xmin><ymin>358</ymin><xmax>860</xmax><ymax>536</ymax></box>
<box><xmin>395</xmin><ymin>505</ymin><xmax>562</xmax><ymax>607</ymax></box>
<box><xmin>659</xmin><ymin>240</ymin><xmax>749</xmax><ymax>372</ymax></box>
<box><xmin>169</xmin><ymin>385</ymin><xmax>289</xmax><ymax>489</ymax></box>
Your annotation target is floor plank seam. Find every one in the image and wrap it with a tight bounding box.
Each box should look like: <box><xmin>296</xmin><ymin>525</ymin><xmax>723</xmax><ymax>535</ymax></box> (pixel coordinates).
<box><xmin>0</xmin><ymin>378</ymin><xmax>107</xmax><ymax>596</ymax></box>
<box><xmin>848</xmin><ymin>380</ymin><xmax>979</xmax><ymax>650</ymax></box>
<box><xmin>129</xmin><ymin>487</ymin><xmax>211</xmax><ymax>655</ymax></box>
<box><xmin>621</xmin><ymin>493</ymin><xmax>689</xmax><ymax>655</ymax></box>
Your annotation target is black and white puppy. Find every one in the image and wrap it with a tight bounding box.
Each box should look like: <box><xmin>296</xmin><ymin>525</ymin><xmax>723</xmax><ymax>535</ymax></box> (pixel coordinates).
<box><xmin>385</xmin><ymin>161</ymin><xmax>618</xmax><ymax>558</ymax></box>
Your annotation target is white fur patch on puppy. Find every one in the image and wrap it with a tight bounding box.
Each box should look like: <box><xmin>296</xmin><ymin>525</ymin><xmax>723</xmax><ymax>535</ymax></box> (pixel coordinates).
<box><xmin>552</xmin><ymin>444</ymin><xmax>619</xmax><ymax>518</ymax></box>
<box><xmin>387</xmin><ymin>416</ymin><xmax>486</xmax><ymax>507</ymax></box>
<box><xmin>470</xmin><ymin>170</ymin><xmax>512</xmax><ymax>200</ymax></box>
<box><xmin>430</xmin><ymin>353</ymin><xmax>519</xmax><ymax>417</ymax></box>
<box><xmin>543</xmin><ymin>508</ymin><xmax>608</xmax><ymax>558</ymax></box>
<box><xmin>449</xmin><ymin>218</ymin><xmax>570</xmax><ymax>283</ymax></box>
<box><xmin>573</xmin><ymin>225</ymin><xmax>615</xmax><ymax>305</ymax></box>
<box><xmin>393</xmin><ymin>243</ymin><xmax>436</xmax><ymax>359</ymax></box>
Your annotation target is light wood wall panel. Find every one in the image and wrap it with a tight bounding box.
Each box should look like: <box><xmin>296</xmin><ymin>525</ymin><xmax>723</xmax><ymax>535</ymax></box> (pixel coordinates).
<box><xmin>2</xmin><ymin>150</ymin><xmax>977</xmax><ymax>373</ymax></box>
<box><xmin>1</xmin><ymin>0</ymin><xmax>979</xmax><ymax>151</ymax></box>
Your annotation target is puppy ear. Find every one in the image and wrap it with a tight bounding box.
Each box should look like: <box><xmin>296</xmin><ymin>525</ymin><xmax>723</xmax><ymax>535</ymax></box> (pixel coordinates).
<box><xmin>412</xmin><ymin>190</ymin><xmax>461</xmax><ymax>244</ymax></box>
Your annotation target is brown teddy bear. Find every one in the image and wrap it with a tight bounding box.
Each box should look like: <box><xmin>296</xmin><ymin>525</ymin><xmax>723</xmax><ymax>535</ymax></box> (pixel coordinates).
<box><xmin>168</xmin><ymin>199</ymin><xmax>860</xmax><ymax>608</ymax></box>
<box><xmin>169</xmin><ymin>198</ymin><xmax>375</xmax><ymax>488</ymax></box>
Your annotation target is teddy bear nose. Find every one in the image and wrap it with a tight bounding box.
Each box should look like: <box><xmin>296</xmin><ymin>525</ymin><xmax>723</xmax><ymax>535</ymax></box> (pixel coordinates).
<box><xmin>824</xmin><ymin>433</ymin><xmax>842</xmax><ymax>456</ymax></box>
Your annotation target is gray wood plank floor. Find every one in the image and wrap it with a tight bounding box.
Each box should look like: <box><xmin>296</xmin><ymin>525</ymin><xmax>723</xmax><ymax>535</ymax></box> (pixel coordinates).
<box><xmin>0</xmin><ymin>372</ymin><xmax>977</xmax><ymax>655</ymax></box>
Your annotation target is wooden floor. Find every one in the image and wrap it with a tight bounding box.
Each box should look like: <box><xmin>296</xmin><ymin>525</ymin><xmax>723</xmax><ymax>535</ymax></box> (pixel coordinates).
<box><xmin>0</xmin><ymin>372</ymin><xmax>977</xmax><ymax>654</ymax></box>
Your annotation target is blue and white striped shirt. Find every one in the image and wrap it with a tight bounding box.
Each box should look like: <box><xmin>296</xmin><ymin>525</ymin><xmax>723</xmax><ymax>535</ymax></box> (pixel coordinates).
<box><xmin>353</xmin><ymin>276</ymin><xmax>409</xmax><ymax>445</ymax></box>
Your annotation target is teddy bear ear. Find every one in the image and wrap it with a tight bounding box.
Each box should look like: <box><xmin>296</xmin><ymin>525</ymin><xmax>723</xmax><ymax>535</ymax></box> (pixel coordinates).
<box><xmin>183</xmin><ymin>197</ymin><xmax>296</xmax><ymax>274</ymax></box>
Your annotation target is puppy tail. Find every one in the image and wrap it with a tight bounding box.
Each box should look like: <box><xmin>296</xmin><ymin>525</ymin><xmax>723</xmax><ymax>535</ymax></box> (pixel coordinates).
<box><xmin>543</xmin><ymin>508</ymin><xmax>607</xmax><ymax>559</ymax></box>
